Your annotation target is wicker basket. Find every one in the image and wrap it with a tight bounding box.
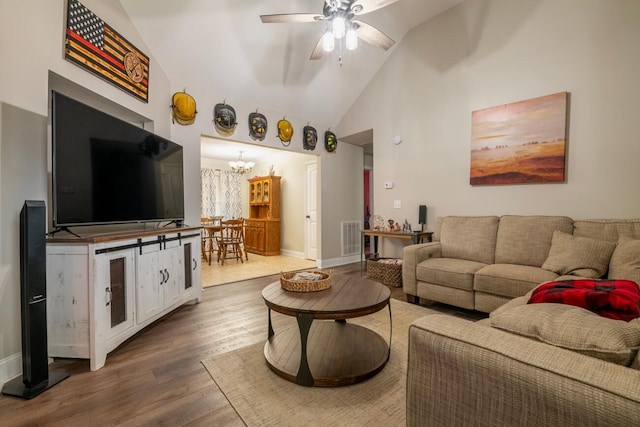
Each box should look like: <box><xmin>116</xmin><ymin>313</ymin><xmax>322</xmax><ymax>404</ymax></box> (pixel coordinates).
<box><xmin>366</xmin><ymin>258</ymin><xmax>403</xmax><ymax>287</ymax></box>
<box><xmin>280</xmin><ymin>270</ymin><xmax>331</xmax><ymax>292</ymax></box>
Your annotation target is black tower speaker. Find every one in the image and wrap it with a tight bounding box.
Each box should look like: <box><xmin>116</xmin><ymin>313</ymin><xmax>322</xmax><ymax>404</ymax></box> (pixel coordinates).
<box><xmin>2</xmin><ymin>201</ymin><xmax>69</xmax><ymax>399</ymax></box>
<box><xmin>418</xmin><ymin>205</ymin><xmax>427</xmax><ymax>230</ymax></box>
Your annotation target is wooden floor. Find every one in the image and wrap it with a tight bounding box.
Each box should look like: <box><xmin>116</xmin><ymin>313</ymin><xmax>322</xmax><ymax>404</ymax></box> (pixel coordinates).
<box><xmin>0</xmin><ymin>262</ymin><xmax>483</xmax><ymax>426</ymax></box>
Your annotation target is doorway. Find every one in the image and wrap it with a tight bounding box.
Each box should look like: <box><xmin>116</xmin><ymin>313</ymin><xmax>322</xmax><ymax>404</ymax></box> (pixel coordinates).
<box><xmin>200</xmin><ymin>136</ymin><xmax>318</xmax><ymax>285</ymax></box>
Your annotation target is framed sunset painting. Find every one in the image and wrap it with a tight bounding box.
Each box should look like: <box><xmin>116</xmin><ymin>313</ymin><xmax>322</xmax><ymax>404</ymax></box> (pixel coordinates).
<box><xmin>470</xmin><ymin>92</ymin><xmax>568</xmax><ymax>185</ymax></box>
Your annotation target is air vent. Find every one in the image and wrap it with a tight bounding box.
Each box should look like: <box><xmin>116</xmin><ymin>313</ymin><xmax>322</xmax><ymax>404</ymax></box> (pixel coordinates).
<box><xmin>341</xmin><ymin>221</ymin><xmax>361</xmax><ymax>257</ymax></box>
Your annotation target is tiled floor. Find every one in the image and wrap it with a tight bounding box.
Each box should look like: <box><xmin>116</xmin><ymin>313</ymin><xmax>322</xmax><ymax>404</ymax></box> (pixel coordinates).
<box><xmin>201</xmin><ymin>251</ymin><xmax>317</xmax><ymax>287</ymax></box>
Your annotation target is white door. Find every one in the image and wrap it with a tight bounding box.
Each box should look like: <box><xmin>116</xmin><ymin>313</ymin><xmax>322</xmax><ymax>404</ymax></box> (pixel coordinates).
<box><xmin>305</xmin><ymin>162</ymin><xmax>318</xmax><ymax>260</ymax></box>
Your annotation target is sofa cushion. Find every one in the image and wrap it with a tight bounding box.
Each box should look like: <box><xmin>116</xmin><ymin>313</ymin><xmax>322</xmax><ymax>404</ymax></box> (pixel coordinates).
<box><xmin>573</xmin><ymin>219</ymin><xmax>640</xmax><ymax>242</ymax></box>
<box><xmin>439</xmin><ymin>216</ymin><xmax>499</xmax><ymax>264</ymax></box>
<box><xmin>474</xmin><ymin>264</ymin><xmax>558</xmax><ymax>299</ymax></box>
<box><xmin>541</xmin><ymin>230</ymin><xmax>616</xmax><ymax>278</ymax></box>
<box><xmin>609</xmin><ymin>235</ymin><xmax>640</xmax><ymax>285</ymax></box>
<box><xmin>416</xmin><ymin>258</ymin><xmax>487</xmax><ymax>291</ymax></box>
<box><xmin>432</xmin><ymin>217</ymin><xmax>444</xmax><ymax>242</ymax></box>
<box><xmin>490</xmin><ymin>303</ymin><xmax>640</xmax><ymax>366</ymax></box>
<box><xmin>494</xmin><ymin>215</ymin><xmax>573</xmax><ymax>267</ymax></box>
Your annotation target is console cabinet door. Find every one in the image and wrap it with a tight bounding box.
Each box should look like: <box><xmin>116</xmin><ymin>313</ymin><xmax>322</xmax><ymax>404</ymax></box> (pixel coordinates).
<box><xmin>136</xmin><ymin>236</ymin><xmax>187</xmax><ymax>324</ymax></box>
<box><xmin>136</xmin><ymin>242</ymin><xmax>163</xmax><ymax>323</ymax></box>
<box><xmin>161</xmin><ymin>238</ymin><xmax>184</xmax><ymax>308</ymax></box>
<box><xmin>94</xmin><ymin>249</ymin><xmax>135</xmax><ymax>343</ymax></box>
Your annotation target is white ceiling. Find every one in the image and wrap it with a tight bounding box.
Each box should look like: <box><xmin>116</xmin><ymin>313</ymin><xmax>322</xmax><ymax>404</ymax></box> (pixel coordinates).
<box><xmin>120</xmin><ymin>0</ymin><xmax>463</xmax><ymax>128</ymax></box>
<box><xmin>201</xmin><ymin>137</ymin><xmax>292</xmax><ymax>162</ymax></box>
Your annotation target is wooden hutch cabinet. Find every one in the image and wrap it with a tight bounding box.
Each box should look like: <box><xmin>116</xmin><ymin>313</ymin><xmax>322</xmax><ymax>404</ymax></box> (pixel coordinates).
<box><xmin>245</xmin><ymin>175</ymin><xmax>281</xmax><ymax>255</ymax></box>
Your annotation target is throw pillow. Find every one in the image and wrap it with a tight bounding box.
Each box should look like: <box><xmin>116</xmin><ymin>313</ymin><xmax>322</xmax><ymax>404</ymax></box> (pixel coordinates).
<box><xmin>609</xmin><ymin>235</ymin><xmax>640</xmax><ymax>285</ymax></box>
<box><xmin>541</xmin><ymin>230</ymin><xmax>616</xmax><ymax>278</ymax></box>
<box><xmin>490</xmin><ymin>303</ymin><xmax>640</xmax><ymax>366</ymax></box>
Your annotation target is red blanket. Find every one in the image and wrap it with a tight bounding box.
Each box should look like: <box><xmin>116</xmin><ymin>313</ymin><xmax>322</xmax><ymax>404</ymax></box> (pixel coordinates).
<box><xmin>528</xmin><ymin>279</ymin><xmax>640</xmax><ymax>321</ymax></box>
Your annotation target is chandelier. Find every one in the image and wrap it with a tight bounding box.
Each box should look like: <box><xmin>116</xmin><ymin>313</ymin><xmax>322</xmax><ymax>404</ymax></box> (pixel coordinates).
<box><xmin>229</xmin><ymin>151</ymin><xmax>254</xmax><ymax>174</ymax></box>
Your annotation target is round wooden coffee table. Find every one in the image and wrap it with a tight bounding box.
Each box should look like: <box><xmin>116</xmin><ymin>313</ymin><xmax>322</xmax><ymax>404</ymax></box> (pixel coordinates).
<box><xmin>262</xmin><ymin>274</ymin><xmax>391</xmax><ymax>387</ymax></box>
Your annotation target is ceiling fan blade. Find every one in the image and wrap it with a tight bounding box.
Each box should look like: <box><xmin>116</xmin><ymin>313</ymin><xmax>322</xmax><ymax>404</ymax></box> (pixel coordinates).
<box><xmin>309</xmin><ymin>36</ymin><xmax>325</xmax><ymax>60</ymax></box>
<box><xmin>353</xmin><ymin>20</ymin><xmax>395</xmax><ymax>50</ymax></box>
<box><xmin>350</xmin><ymin>0</ymin><xmax>398</xmax><ymax>15</ymax></box>
<box><xmin>260</xmin><ymin>13</ymin><xmax>323</xmax><ymax>23</ymax></box>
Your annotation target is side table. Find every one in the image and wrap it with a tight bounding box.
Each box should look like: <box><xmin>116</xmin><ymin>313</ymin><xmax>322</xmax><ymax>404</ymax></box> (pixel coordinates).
<box><xmin>361</xmin><ymin>229</ymin><xmax>433</xmax><ymax>262</ymax></box>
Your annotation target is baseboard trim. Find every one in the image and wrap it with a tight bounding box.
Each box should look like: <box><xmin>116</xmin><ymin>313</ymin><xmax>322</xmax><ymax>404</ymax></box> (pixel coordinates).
<box><xmin>279</xmin><ymin>249</ymin><xmax>305</xmax><ymax>259</ymax></box>
<box><xmin>0</xmin><ymin>352</ymin><xmax>22</xmax><ymax>385</ymax></box>
<box><xmin>317</xmin><ymin>255</ymin><xmax>361</xmax><ymax>269</ymax></box>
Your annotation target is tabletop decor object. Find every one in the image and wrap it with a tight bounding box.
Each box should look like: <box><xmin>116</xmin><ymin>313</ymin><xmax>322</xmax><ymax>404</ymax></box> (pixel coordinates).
<box><xmin>280</xmin><ymin>270</ymin><xmax>331</xmax><ymax>292</ymax></box>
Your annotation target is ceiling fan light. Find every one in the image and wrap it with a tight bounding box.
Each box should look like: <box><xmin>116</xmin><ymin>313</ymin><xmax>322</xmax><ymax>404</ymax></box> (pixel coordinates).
<box><xmin>322</xmin><ymin>31</ymin><xmax>335</xmax><ymax>52</ymax></box>
<box><xmin>332</xmin><ymin>16</ymin><xmax>346</xmax><ymax>39</ymax></box>
<box><xmin>346</xmin><ymin>28</ymin><xmax>358</xmax><ymax>50</ymax></box>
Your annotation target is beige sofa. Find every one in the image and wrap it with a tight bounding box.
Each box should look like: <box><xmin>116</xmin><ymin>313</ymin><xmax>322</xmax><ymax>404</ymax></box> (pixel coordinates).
<box><xmin>402</xmin><ymin>215</ymin><xmax>640</xmax><ymax>313</ymax></box>
<box><xmin>405</xmin><ymin>215</ymin><xmax>640</xmax><ymax>425</ymax></box>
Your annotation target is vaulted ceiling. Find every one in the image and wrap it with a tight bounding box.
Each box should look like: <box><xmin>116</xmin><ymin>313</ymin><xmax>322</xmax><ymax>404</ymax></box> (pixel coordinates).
<box><xmin>120</xmin><ymin>0</ymin><xmax>463</xmax><ymax>128</ymax></box>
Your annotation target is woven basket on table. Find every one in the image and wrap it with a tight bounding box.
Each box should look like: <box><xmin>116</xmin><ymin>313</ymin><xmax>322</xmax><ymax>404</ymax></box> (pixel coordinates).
<box><xmin>366</xmin><ymin>258</ymin><xmax>403</xmax><ymax>288</ymax></box>
<box><xmin>280</xmin><ymin>270</ymin><xmax>331</xmax><ymax>292</ymax></box>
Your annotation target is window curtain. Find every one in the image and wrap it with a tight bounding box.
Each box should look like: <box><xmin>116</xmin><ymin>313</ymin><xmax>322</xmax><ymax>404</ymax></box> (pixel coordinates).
<box><xmin>201</xmin><ymin>168</ymin><xmax>218</xmax><ymax>218</ymax></box>
<box><xmin>201</xmin><ymin>168</ymin><xmax>243</xmax><ymax>220</ymax></box>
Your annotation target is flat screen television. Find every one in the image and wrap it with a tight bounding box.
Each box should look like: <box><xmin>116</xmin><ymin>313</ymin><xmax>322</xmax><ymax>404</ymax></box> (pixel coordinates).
<box><xmin>51</xmin><ymin>91</ymin><xmax>185</xmax><ymax>229</ymax></box>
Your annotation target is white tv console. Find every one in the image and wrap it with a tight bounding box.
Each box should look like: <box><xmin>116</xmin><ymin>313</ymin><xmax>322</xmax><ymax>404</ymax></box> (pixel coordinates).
<box><xmin>46</xmin><ymin>227</ymin><xmax>202</xmax><ymax>371</ymax></box>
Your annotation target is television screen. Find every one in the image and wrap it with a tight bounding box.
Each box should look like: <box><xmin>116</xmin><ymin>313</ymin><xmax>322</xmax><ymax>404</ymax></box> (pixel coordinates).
<box><xmin>52</xmin><ymin>91</ymin><xmax>184</xmax><ymax>227</ymax></box>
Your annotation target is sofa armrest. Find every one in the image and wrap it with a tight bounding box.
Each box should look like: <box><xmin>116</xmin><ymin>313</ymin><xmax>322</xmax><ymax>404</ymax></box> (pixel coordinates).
<box><xmin>407</xmin><ymin>315</ymin><xmax>640</xmax><ymax>427</ymax></box>
<box><xmin>402</xmin><ymin>242</ymin><xmax>441</xmax><ymax>296</ymax></box>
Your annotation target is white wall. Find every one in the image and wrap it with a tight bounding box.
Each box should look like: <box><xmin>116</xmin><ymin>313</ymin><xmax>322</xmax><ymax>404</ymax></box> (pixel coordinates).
<box><xmin>337</xmin><ymin>0</ymin><xmax>640</xmax><ymax>257</ymax></box>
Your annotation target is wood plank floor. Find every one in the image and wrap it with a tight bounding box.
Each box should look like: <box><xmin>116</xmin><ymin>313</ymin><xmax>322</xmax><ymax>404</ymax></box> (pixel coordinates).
<box><xmin>0</xmin><ymin>262</ymin><xmax>484</xmax><ymax>426</ymax></box>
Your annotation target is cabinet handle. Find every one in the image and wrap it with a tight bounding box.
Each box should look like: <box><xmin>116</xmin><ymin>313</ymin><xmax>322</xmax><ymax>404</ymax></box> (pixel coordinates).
<box><xmin>164</xmin><ymin>268</ymin><xmax>170</xmax><ymax>282</ymax></box>
<box><xmin>105</xmin><ymin>287</ymin><xmax>112</xmax><ymax>306</ymax></box>
<box><xmin>192</xmin><ymin>258</ymin><xmax>197</xmax><ymax>270</ymax></box>
<box><xmin>160</xmin><ymin>270</ymin><xmax>166</xmax><ymax>285</ymax></box>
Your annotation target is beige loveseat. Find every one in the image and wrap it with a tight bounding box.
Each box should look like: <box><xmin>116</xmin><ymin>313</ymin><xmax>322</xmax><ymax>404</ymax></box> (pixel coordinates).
<box><xmin>402</xmin><ymin>215</ymin><xmax>640</xmax><ymax>313</ymax></box>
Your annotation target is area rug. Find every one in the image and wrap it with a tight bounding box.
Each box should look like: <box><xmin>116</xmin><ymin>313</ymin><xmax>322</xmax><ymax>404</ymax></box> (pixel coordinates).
<box><xmin>201</xmin><ymin>299</ymin><xmax>435</xmax><ymax>426</ymax></box>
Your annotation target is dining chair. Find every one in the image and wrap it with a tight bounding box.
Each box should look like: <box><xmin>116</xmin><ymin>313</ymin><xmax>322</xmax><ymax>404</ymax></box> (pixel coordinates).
<box><xmin>216</xmin><ymin>218</ymin><xmax>244</xmax><ymax>265</ymax></box>
<box><xmin>200</xmin><ymin>217</ymin><xmax>212</xmax><ymax>264</ymax></box>
<box><xmin>202</xmin><ymin>216</ymin><xmax>225</xmax><ymax>266</ymax></box>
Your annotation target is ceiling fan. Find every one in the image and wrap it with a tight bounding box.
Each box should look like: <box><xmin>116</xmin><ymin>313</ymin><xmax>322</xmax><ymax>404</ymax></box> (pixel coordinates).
<box><xmin>260</xmin><ymin>0</ymin><xmax>397</xmax><ymax>61</ymax></box>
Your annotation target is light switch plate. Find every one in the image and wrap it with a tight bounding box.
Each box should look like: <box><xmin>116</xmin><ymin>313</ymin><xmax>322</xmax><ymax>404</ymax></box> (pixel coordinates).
<box><xmin>384</xmin><ymin>181</ymin><xmax>393</xmax><ymax>189</ymax></box>
<box><xmin>394</xmin><ymin>200</ymin><xmax>401</xmax><ymax>209</ymax></box>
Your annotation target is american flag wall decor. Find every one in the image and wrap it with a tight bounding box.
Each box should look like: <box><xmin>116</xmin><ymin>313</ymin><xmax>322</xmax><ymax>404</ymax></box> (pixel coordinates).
<box><xmin>65</xmin><ymin>0</ymin><xmax>149</xmax><ymax>102</ymax></box>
